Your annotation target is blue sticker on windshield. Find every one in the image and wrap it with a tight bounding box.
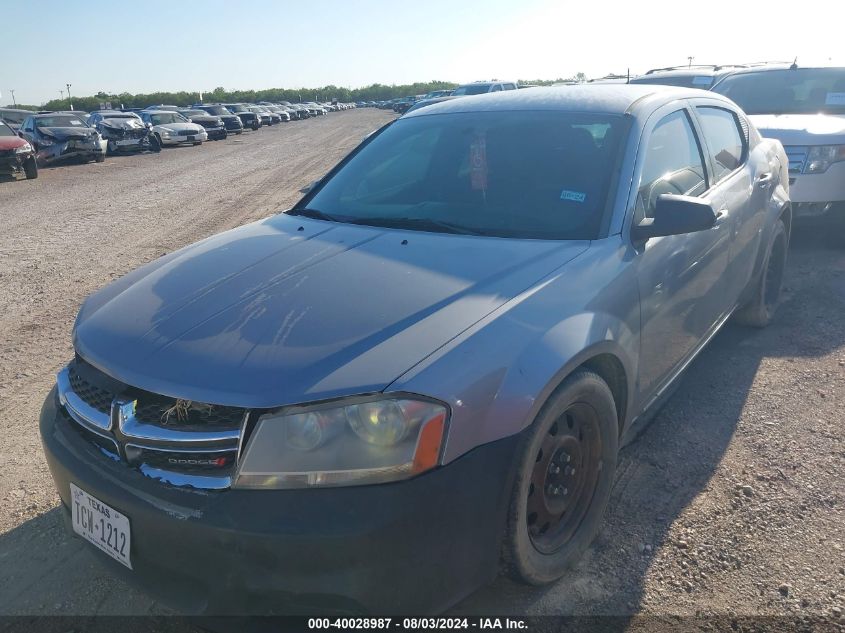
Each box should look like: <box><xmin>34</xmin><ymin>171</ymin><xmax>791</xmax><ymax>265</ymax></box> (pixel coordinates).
<box><xmin>560</xmin><ymin>190</ymin><xmax>586</xmax><ymax>203</ymax></box>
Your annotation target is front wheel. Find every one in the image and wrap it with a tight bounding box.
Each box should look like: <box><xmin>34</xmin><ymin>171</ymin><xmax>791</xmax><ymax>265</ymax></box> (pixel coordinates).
<box><xmin>95</xmin><ymin>153</ymin><xmax>105</xmax><ymax>163</ymax></box>
<box><xmin>193</xmin><ymin>141</ymin><xmax>202</xmax><ymax>146</ymax></box>
<box><xmin>148</xmin><ymin>134</ymin><xmax>161</xmax><ymax>153</ymax></box>
<box><xmin>734</xmin><ymin>218</ymin><xmax>788</xmax><ymax>328</ymax></box>
<box><xmin>503</xmin><ymin>369</ymin><xmax>619</xmax><ymax>585</ymax></box>
<box><xmin>23</xmin><ymin>157</ymin><xmax>38</xmax><ymax>179</ymax></box>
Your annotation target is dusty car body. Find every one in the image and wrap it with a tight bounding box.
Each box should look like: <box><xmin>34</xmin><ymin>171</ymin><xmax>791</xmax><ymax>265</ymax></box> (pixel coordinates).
<box><xmin>0</xmin><ymin>107</ymin><xmax>35</xmax><ymax>132</ymax></box>
<box><xmin>138</xmin><ymin>110</ymin><xmax>207</xmax><ymax>146</ymax></box>
<box><xmin>19</xmin><ymin>113</ymin><xmax>105</xmax><ymax>165</ymax></box>
<box><xmin>0</xmin><ymin>120</ymin><xmax>38</xmax><ymax>179</ymax></box>
<box><xmin>41</xmin><ymin>86</ymin><xmax>790</xmax><ymax>615</ymax></box>
<box><xmin>222</xmin><ymin>103</ymin><xmax>262</xmax><ymax>129</ymax></box>
<box><xmin>178</xmin><ymin>109</ymin><xmax>228</xmax><ymax>140</ymax></box>
<box><xmin>712</xmin><ymin>65</ymin><xmax>845</xmax><ymax>220</ymax></box>
<box><xmin>87</xmin><ymin>111</ymin><xmax>161</xmax><ymax>154</ymax></box>
<box><xmin>194</xmin><ymin>105</ymin><xmax>244</xmax><ymax>134</ymax></box>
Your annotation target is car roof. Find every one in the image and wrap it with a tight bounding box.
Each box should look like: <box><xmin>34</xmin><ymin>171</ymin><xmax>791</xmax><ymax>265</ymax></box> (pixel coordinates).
<box><xmin>402</xmin><ymin>85</ymin><xmax>728</xmax><ymax>118</ymax></box>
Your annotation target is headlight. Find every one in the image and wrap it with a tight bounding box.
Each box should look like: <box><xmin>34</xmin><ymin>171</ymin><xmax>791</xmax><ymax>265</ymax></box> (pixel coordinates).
<box><xmin>15</xmin><ymin>143</ymin><xmax>32</xmax><ymax>153</ymax></box>
<box><xmin>38</xmin><ymin>137</ymin><xmax>54</xmax><ymax>146</ymax></box>
<box><xmin>805</xmin><ymin>145</ymin><xmax>845</xmax><ymax>174</ymax></box>
<box><xmin>234</xmin><ymin>396</ymin><xmax>448</xmax><ymax>489</ymax></box>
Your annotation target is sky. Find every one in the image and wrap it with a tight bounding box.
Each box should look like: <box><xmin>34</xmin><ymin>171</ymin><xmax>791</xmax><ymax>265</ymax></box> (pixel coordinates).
<box><xmin>2</xmin><ymin>0</ymin><xmax>842</xmax><ymax>106</ymax></box>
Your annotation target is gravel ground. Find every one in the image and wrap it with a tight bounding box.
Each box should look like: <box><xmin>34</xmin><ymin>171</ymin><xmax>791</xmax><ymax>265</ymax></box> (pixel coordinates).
<box><xmin>0</xmin><ymin>109</ymin><xmax>842</xmax><ymax>628</ymax></box>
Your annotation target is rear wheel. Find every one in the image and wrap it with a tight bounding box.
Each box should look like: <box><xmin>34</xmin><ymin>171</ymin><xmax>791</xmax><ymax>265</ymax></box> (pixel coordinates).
<box><xmin>23</xmin><ymin>157</ymin><xmax>38</xmax><ymax>179</ymax></box>
<box><xmin>734</xmin><ymin>219</ymin><xmax>788</xmax><ymax>328</ymax></box>
<box><xmin>504</xmin><ymin>370</ymin><xmax>618</xmax><ymax>585</ymax></box>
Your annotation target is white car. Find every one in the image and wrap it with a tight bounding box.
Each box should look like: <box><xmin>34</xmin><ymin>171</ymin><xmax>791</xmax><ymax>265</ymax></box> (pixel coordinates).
<box><xmin>139</xmin><ymin>110</ymin><xmax>208</xmax><ymax>146</ymax></box>
<box><xmin>713</xmin><ymin>65</ymin><xmax>845</xmax><ymax>220</ymax></box>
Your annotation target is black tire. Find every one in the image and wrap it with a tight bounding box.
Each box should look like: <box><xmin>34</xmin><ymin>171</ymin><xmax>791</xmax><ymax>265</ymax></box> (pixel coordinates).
<box><xmin>503</xmin><ymin>369</ymin><xmax>619</xmax><ymax>585</ymax></box>
<box><xmin>95</xmin><ymin>153</ymin><xmax>105</xmax><ymax>163</ymax></box>
<box><xmin>193</xmin><ymin>141</ymin><xmax>202</xmax><ymax>146</ymax></box>
<box><xmin>252</xmin><ymin>122</ymin><xmax>260</xmax><ymax>131</ymax></box>
<box><xmin>236</xmin><ymin>130</ymin><xmax>243</xmax><ymax>135</ymax></box>
<box><xmin>734</xmin><ymin>218</ymin><xmax>788</xmax><ymax>328</ymax></box>
<box><xmin>107</xmin><ymin>140</ymin><xmax>117</xmax><ymax>156</ymax></box>
<box><xmin>148</xmin><ymin>135</ymin><xmax>162</xmax><ymax>153</ymax></box>
<box><xmin>154</xmin><ymin>133</ymin><xmax>165</xmax><ymax>148</ymax></box>
<box><xmin>23</xmin><ymin>157</ymin><xmax>38</xmax><ymax>179</ymax></box>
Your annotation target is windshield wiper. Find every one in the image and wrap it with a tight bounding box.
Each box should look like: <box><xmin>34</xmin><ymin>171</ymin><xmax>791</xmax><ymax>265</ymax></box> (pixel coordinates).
<box><xmin>347</xmin><ymin>216</ymin><xmax>478</xmax><ymax>235</ymax></box>
<box><xmin>287</xmin><ymin>208</ymin><xmax>338</xmax><ymax>222</ymax></box>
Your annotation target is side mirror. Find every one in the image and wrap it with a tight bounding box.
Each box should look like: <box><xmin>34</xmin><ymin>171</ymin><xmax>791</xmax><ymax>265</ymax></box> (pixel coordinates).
<box><xmin>632</xmin><ymin>194</ymin><xmax>717</xmax><ymax>242</ymax></box>
<box><xmin>299</xmin><ymin>180</ymin><xmax>318</xmax><ymax>195</ymax></box>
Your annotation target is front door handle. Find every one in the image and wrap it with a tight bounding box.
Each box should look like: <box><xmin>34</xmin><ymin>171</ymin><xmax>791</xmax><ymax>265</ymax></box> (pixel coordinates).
<box><xmin>756</xmin><ymin>172</ymin><xmax>774</xmax><ymax>188</ymax></box>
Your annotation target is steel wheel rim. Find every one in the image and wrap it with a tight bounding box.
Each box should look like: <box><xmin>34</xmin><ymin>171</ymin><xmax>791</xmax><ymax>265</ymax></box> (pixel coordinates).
<box><xmin>526</xmin><ymin>402</ymin><xmax>602</xmax><ymax>554</ymax></box>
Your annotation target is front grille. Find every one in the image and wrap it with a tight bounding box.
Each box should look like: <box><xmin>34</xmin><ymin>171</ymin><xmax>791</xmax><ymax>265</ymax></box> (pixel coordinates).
<box><xmin>784</xmin><ymin>146</ymin><xmax>808</xmax><ymax>175</ymax></box>
<box><xmin>134</xmin><ymin>397</ymin><xmax>245</xmax><ymax>431</ymax></box>
<box><xmin>68</xmin><ymin>363</ymin><xmax>113</xmax><ymax>414</ymax></box>
<box><xmin>0</xmin><ymin>149</ymin><xmax>15</xmax><ymax>159</ymax></box>
<box><xmin>59</xmin><ymin>358</ymin><xmax>247</xmax><ymax>489</ymax></box>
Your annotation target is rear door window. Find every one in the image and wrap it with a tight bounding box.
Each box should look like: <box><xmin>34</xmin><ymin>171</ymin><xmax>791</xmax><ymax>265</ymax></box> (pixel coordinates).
<box><xmin>695</xmin><ymin>106</ymin><xmax>746</xmax><ymax>183</ymax></box>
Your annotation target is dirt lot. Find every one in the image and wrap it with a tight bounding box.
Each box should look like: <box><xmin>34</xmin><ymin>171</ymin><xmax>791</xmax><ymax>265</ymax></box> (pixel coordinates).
<box><xmin>0</xmin><ymin>109</ymin><xmax>843</xmax><ymax>626</ymax></box>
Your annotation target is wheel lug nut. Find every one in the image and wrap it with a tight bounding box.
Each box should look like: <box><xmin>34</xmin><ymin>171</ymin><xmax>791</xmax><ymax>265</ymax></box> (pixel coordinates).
<box><xmin>551</xmin><ymin>465</ymin><xmax>561</xmax><ymax>474</ymax></box>
<box><xmin>562</xmin><ymin>487</ymin><xmax>569</xmax><ymax>496</ymax></box>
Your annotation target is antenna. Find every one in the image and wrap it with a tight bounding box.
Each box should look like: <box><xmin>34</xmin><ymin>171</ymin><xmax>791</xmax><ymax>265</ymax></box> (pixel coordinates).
<box><xmin>790</xmin><ymin>56</ymin><xmax>798</xmax><ymax>69</ymax></box>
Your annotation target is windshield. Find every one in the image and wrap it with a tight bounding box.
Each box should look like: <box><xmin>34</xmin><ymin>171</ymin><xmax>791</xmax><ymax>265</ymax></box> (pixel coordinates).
<box><xmin>203</xmin><ymin>106</ymin><xmax>229</xmax><ymax>115</ymax></box>
<box><xmin>0</xmin><ymin>110</ymin><xmax>29</xmax><ymax>124</ymax></box>
<box><xmin>0</xmin><ymin>122</ymin><xmax>15</xmax><ymax>137</ymax></box>
<box><xmin>35</xmin><ymin>115</ymin><xmax>87</xmax><ymax>128</ymax></box>
<box><xmin>102</xmin><ymin>113</ymin><xmax>135</xmax><ymax>119</ymax></box>
<box><xmin>713</xmin><ymin>68</ymin><xmax>845</xmax><ymax>115</ymax></box>
<box><xmin>452</xmin><ymin>84</ymin><xmax>492</xmax><ymax>96</ymax></box>
<box><xmin>148</xmin><ymin>112</ymin><xmax>187</xmax><ymax>125</ymax></box>
<box><xmin>632</xmin><ymin>75</ymin><xmax>714</xmax><ymax>88</ymax></box>
<box><xmin>226</xmin><ymin>104</ymin><xmax>246</xmax><ymax>112</ymax></box>
<box><xmin>295</xmin><ymin>111</ymin><xmax>625</xmax><ymax>239</ymax></box>
<box><xmin>181</xmin><ymin>111</ymin><xmax>206</xmax><ymax>118</ymax></box>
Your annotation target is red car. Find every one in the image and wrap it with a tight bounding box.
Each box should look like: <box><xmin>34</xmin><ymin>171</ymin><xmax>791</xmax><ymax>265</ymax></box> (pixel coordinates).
<box><xmin>0</xmin><ymin>120</ymin><xmax>37</xmax><ymax>180</ymax></box>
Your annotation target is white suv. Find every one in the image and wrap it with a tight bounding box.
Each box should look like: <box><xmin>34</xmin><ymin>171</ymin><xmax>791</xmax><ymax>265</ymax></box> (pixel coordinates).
<box><xmin>713</xmin><ymin>65</ymin><xmax>845</xmax><ymax>219</ymax></box>
<box><xmin>451</xmin><ymin>80</ymin><xmax>519</xmax><ymax>96</ymax></box>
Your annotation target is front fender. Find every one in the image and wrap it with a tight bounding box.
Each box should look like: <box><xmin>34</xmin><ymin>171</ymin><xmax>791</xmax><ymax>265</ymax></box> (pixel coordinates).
<box><xmin>391</xmin><ymin>240</ymin><xmax>640</xmax><ymax>464</ymax></box>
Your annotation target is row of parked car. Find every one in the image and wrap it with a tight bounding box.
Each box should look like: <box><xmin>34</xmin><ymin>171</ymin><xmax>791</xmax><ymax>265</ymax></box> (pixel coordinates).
<box><xmin>0</xmin><ymin>101</ymin><xmax>359</xmax><ymax>182</ymax></box>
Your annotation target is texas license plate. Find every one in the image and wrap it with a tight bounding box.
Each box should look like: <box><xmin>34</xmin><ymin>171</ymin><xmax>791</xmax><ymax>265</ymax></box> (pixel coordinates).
<box><xmin>70</xmin><ymin>483</ymin><xmax>132</xmax><ymax>569</ymax></box>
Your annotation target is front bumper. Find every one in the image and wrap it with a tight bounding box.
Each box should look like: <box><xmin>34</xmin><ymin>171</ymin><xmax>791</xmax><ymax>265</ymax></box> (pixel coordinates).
<box><xmin>159</xmin><ymin>131</ymin><xmax>208</xmax><ymax>145</ymax></box>
<box><xmin>37</xmin><ymin>139</ymin><xmax>104</xmax><ymax>164</ymax></box>
<box><xmin>40</xmin><ymin>388</ymin><xmax>518</xmax><ymax>615</ymax></box>
<box><xmin>0</xmin><ymin>151</ymin><xmax>32</xmax><ymax>176</ymax></box>
<box><xmin>203</xmin><ymin>126</ymin><xmax>228</xmax><ymax>140</ymax></box>
<box><xmin>788</xmin><ymin>162</ymin><xmax>845</xmax><ymax>205</ymax></box>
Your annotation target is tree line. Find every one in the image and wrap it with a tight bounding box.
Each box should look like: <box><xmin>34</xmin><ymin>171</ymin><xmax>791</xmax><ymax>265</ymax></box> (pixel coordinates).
<box><xmin>5</xmin><ymin>74</ymin><xmax>588</xmax><ymax>112</ymax></box>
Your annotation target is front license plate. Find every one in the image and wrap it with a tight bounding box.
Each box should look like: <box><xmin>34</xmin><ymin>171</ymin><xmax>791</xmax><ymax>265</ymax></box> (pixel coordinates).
<box><xmin>116</xmin><ymin>139</ymin><xmax>140</xmax><ymax>146</ymax></box>
<box><xmin>70</xmin><ymin>483</ymin><xmax>132</xmax><ymax>569</ymax></box>
<box><xmin>185</xmin><ymin>135</ymin><xmax>195</xmax><ymax>142</ymax></box>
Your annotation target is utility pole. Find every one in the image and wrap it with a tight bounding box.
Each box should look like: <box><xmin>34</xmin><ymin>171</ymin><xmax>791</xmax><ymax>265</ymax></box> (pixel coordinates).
<box><xmin>60</xmin><ymin>89</ymin><xmax>65</xmax><ymax>101</ymax></box>
<box><xmin>687</xmin><ymin>56</ymin><xmax>694</xmax><ymax>68</ymax></box>
<box><xmin>66</xmin><ymin>83</ymin><xmax>73</xmax><ymax>110</ymax></box>
<box><xmin>10</xmin><ymin>90</ymin><xmax>15</xmax><ymax>106</ymax></box>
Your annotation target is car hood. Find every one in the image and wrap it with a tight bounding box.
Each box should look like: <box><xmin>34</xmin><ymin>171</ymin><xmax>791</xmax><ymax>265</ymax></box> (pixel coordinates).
<box><xmin>0</xmin><ymin>136</ymin><xmax>26</xmax><ymax>150</ymax></box>
<box><xmin>186</xmin><ymin>115</ymin><xmax>218</xmax><ymax>124</ymax></box>
<box><xmin>39</xmin><ymin>126</ymin><xmax>96</xmax><ymax>140</ymax></box>
<box><xmin>74</xmin><ymin>215</ymin><xmax>587</xmax><ymax>408</ymax></box>
<box><xmin>749</xmin><ymin>113</ymin><xmax>845</xmax><ymax>145</ymax></box>
<box><xmin>101</xmin><ymin>118</ymin><xmax>146</xmax><ymax>131</ymax></box>
<box><xmin>155</xmin><ymin>122</ymin><xmax>203</xmax><ymax>133</ymax></box>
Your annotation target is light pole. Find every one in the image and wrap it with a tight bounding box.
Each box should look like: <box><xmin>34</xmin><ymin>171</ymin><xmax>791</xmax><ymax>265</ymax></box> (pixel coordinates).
<box><xmin>66</xmin><ymin>83</ymin><xmax>73</xmax><ymax>110</ymax></box>
<box><xmin>60</xmin><ymin>89</ymin><xmax>65</xmax><ymax>101</ymax></box>
<box><xmin>687</xmin><ymin>56</ymin><xmax>694</xmax><ymax>68</ymax></box>
<box><xmin>10</xmin><ymin>90</ymin><xmax>15</xmax><ymax>106</ymax></box>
